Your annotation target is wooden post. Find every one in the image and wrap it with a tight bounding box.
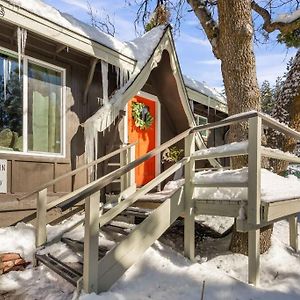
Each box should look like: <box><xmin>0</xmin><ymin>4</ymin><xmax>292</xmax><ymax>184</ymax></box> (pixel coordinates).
<box><xmin>288</xmin><ymin>215</ymin><xmax>298</xmax><ymax>252</ymax></box>
<box><xmin>184</xmin><ymin>132</ymin><xmax>195</xmax><ymax>261</ymax></box>
<box><xmin>36</xmin><ymin>188</ymin><xmax>47</xmax><ymax>248</ymax></box>
<box><xmin>120</xmin><ymin>145</ymin><xmax>128</xmax><ymax>193</ymax></box>
<box><xmin>248</xmin><ymin>116</ymin><xmax>262</xmax><ymax>286</ymax></box>
<box><xmin>128</xmin><ymin>144</ymin><xmax>136</xmax><ymax>192</ymax></box>
<box><xmin>83</xmin><ymin>191</ymin><xmax>100</xmax><ymax>293</ymax></box>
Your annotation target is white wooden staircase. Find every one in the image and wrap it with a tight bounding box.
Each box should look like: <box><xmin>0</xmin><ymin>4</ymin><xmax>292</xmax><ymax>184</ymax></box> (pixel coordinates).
<box><xmin>15</xmin><ymin>111</ymin><xmax>300</xmax><ymax>294</ymax></box>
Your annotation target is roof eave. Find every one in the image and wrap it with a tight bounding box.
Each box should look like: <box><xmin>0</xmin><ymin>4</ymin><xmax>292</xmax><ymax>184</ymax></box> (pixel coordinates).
<box><xmin>0</xmin><ymin>0</ymin><xmax>136</xmax><ymax>71</ymax></box>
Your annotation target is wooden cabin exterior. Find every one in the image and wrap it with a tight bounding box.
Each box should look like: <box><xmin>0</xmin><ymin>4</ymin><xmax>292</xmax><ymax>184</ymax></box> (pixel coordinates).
<box><xmin>0</xmin><ymin>0</ymin><xmax>227</xmax><ymax>226</ymax></box>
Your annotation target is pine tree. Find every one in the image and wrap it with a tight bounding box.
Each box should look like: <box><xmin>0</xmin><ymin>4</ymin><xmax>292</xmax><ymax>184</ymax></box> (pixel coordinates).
<box><xmin>260</xmin><ymin>80</ymin><xmax>274</xmax><ymax>115</ymax></box>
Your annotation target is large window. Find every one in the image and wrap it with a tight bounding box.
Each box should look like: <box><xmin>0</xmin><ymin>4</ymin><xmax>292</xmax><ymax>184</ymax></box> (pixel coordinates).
<box><xmin>0</xmin><ymin>48</ymin><xmax>65</xmax><ymax>156</ymax></box>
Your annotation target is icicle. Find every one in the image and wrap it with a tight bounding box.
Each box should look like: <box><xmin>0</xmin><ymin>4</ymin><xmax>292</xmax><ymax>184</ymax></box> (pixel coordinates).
<box><xmin>101</xmin><ymin>60</ymin><xmax>109</xmax><ymax>106</ymax></box>
<box><xmin>3</xmin><ymin>58</ymin><xmax>7</xmax><ymax>101</ymax></box>
<box><xmin>120</xmin><ymin>67</ymin><xmax>124</xmax><ymax>87</ymax></box>
<box><xmin>116</xmin><ymin>67</ymin><xmax>120</xmax><ymax>88</ymax></box>
<box><xmin>17</xmin><ymin>27</ymin><xmax>27</xmax><ymax>80</ymax></box>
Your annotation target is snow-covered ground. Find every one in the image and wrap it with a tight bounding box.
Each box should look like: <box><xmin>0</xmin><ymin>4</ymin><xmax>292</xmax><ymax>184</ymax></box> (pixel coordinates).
<box><xmin>0</xmin><ymin>213</ymin><xmax>299</xmax><ymax>300</ymax></box>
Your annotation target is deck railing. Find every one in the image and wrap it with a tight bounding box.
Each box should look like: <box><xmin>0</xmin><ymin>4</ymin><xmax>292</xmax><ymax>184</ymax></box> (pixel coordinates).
<box><xmin>31</xmin><ymin>110</ymin><xmax>300</xmax><ymax>291</ymax></box>
<box><xmin>190</xmin><ymin>110</ymin><xmax>300</xmax><ymax>286</ymax></box>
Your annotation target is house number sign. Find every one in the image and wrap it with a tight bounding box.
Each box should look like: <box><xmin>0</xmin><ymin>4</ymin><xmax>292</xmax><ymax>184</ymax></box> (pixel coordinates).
<box><xmin>0</xmin><ymin>160</ymin><xmax>7</xmax><ymax>193</ymax></box>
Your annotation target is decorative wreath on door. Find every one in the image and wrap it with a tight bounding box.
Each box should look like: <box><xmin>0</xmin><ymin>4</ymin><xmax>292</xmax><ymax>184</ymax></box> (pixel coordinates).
<box><xmin>132</xmin><ymin>101</ymin><xmax>154</xmax><ymax>130</ymax></box>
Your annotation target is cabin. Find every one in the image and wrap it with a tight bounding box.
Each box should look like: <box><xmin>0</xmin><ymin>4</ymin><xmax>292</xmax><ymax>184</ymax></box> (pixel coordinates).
<box><xmin>0</xmin><ymin>1</ymin><xmax>299</xmax><ymax>295</ymax></box>
<box><xmin>0</xmin><ymin>0</ymin><xmax>227</xmax><ymax>226</ymax></box>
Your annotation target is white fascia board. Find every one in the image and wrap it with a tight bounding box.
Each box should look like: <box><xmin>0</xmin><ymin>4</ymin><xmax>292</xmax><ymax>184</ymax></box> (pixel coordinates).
<box><xmin>186</xmin><ymin>87</ymin><xmax>228</xmax><ymax>114</ymax></box>
<box><xmin>0</xmin><ymin>0</ymin><xmax>136</xmax><ymax>71</ymax></box>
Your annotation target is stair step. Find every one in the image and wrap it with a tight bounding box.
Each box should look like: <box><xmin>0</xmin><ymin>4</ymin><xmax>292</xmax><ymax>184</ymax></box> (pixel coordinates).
<box><xmin>102</xmin><ymin>221</ymin><xmax>134</xmax><ymax>236</ymax></box>
<box><xmin>103</xmin><ymin>206</ymin><xmax>151</xmax><ymax>219</ymax></box>
<box><xmin>124</xmin><ymin>207</ymin><xmax>151</xmax><ymax>218</ymax></box>
<box><xmin>61</xmin><ymin>237</ymin><xmax>108</xmax><ymax>259</ymax></box>
<box><xmin>36</xmin><ymin>253</ymin><xmax>82</xmax><ymax>286</ymax></box>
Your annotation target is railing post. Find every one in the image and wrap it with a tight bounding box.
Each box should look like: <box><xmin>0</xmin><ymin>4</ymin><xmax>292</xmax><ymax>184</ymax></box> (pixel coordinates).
<box><xmin>288</xmin><ymin>215</ymin><xmax>298</xmax><ymax>252</ymax></box>
<box><xmin>128</xmin><ymin>144</ymin><xmax>136</xmax><ymax>192</ymax></box>
<box><xmin>83</xmin><ymin>191</ymin><xmax>100</xmax><ymax>293</ymax></box>
<box><xmin>184</xmin><ymin>132</ymin><xmax>195</xmax><ymax>261</ymax></box>
<box><xmin>36</xmin><ymin>188</ymin><xmax>47</xmax><ymax>248</ymax></box>
<box><xmin>248</xmin><ymin>116</ymin><xmax>262</xmax><ymax>286</ymax></box>
<box><xmin>120</xmin><ymin>145</ymin><xmax>128</xmax><ymax>193</ymax></box>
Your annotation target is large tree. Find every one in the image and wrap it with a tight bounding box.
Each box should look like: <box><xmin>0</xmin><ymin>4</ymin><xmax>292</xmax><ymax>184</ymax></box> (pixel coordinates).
<box><xmin>124</xmin><ymin>0</ymin><xmax>299</xmax><ymax>254</ymax></box>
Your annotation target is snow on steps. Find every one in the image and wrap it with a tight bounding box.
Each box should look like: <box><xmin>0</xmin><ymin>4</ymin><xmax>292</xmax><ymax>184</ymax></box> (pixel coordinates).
<box><xmin>96</xmin><ymin>187</ymin><xmax>184</xmax><ymax>292</ymax></box>
<box><xmin>34</xmin><ymin>186</ymin><xmax>184</xmax><ymax>292</ymax></box>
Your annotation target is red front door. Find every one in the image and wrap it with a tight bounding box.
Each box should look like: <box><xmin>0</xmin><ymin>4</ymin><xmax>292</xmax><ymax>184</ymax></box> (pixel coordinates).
<box><xmin>128</xmin><ymin>95</ymin><xmax>156</xmax><ymax>187</ymax></box>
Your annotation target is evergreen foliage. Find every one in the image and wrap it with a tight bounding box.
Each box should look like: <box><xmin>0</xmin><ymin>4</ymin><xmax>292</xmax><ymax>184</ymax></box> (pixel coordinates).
<box><xmin>277</xmin><ymin>28</ymin><xmax>300</xmax><ymax>48</ymax></box>
<box><xmin>0</xmin><ymin>68</ymin><xmax>23</xmax><ymax>136</ymax></box>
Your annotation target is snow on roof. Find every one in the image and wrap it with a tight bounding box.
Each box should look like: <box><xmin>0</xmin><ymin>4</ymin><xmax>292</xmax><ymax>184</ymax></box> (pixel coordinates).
<box><xmin>184</xmin><ymin>75</ymin><xmax>227</xmax><ymax>104</ymax></box>
<box><xmin>7</xmin><ymin>0</ymin><xmax>136</xmax><ymax>59</ymax></box>
<box><xmin>275</xmin><ymin>9</ymin><xmax>300</xmax><ymax>23</ymax></box>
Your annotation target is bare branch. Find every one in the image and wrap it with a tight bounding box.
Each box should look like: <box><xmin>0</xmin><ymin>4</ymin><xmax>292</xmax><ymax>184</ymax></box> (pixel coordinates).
<box><xmin>87</xmin><ymin>1</ymin><xmax>116</xmax><ymax>37</ymax></box>
<box><xmin>251</xmin><ymin>1</ymin><xmax>300</xmax><ymax>34</ymax></box>
<box><xmin>187</xmin><ymin>0</ymin><xmax>220</xmax><ymax>59</ymax></box>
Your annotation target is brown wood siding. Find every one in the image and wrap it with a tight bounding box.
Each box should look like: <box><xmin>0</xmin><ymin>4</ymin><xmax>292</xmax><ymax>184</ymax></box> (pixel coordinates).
<box><xmin>0</xmin><ymin>20</ymin><xmax>117</xmax><ymax>202</ymax></box>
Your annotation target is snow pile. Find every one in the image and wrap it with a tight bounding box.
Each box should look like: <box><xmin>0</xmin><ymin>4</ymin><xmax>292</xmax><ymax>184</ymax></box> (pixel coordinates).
<box><xmin>0</xmin><ymin>212</ymin><xmax>300</xmax><ymax>299</ymax></box>
<box><xmin>193</xmin><ymin>168</ymin><xmax>300</xmax><ymax>202</ymax></box>
<box><xmin>0</xmin><ymin>222</ymin><xmax>35</xmax><ymax>262</ymax></box>
<box><xmin>195</xmin><ymin>215</ymin><xmax>234</xmax><ymax>235</ymax></box>
<box><xmin>7</xmin><ymin>0</ymin><xmax>136</xmax><ymax>59</ymax></box>
<box><xmin>275</xmin><ymin>9</ymin><xmax>300</xmax><ymax>23</ymax></box>
<box><xmin>184</xmin><ymin>75</ymin><xmax>227</xmax><ymax>104</ymax></box>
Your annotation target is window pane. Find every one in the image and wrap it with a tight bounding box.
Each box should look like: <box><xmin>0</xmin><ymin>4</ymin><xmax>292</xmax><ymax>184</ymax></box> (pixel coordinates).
<box><xmin>195</xmin><ymin>115</ymin><xmax>208</xmax><ymax>137</ymax></box>
<box><xmin>0</xmin><ymin>53</ymin><xmax>23</xmax><ymax>152</ymax></box>
<box><xmin>28</xmin><ymin>62</ymin><xmax>62</xmax><ymax>154</ymax></box>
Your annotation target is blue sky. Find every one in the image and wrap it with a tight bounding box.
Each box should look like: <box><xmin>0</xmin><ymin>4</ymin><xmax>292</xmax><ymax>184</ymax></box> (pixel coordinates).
<box><xmin>44</xmin><ymin>0</ymin><xmax>297</xmax><ymax>91</ymax></box>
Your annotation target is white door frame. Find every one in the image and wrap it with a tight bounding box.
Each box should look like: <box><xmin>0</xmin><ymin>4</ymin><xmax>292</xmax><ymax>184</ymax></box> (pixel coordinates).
<box><xmin>124</xmin><ymin>91</ymin><xmax>161</xmax><ymax>180</ymax></box>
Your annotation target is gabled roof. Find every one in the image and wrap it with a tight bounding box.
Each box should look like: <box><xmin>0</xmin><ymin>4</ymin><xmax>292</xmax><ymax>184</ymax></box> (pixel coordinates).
<box><xmin>3</xmin><ymin>0</ymin><xmax>227</xmax><ymax>109</ymax></box>
<box><xmin>2</xmin><ymin>0</ymin><xmax>221</xmax><ymax>167</ymax></box>
<box><xmin>6</xmin><ymin>0</ymin><xmax>135</xmax><ymax>59</ymax></box>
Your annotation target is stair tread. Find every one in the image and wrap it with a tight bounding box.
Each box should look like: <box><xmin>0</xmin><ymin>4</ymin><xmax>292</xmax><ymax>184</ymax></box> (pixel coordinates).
<box><xmin>36</xmin><ymin>253</ymin><xmax>82</xmax><ymax>286</ymax></box>
<box><xmin>102</xmin><ymin>221</ymin><xmax>135</xmax><ymax>235</ymax></box>
<box><xmin>61</xmin><ymin>237</ymin><xmax>109</xmax><ymax>258</ymax></box>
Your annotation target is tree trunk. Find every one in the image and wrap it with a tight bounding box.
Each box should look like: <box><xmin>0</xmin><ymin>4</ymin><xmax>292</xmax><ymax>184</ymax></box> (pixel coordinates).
<box><xmin>218</xmin><ymin>0</ymin><xmax>260</xmax><ymax>147</ymax></box>
<box><xmin>267</xmin><ymin>50</ymin><xmax>300</xmax><ymax>174</ymax></box>
<box><xmin>217</xmin><ymin>0</ymin><xmax>273</xmax><ymax>254</ymax></box>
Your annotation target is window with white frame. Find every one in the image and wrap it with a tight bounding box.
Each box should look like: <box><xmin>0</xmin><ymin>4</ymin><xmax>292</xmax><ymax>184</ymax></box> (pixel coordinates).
<box><xmin>194</xmin><ymin>114</ymin><xmax>208</xmax><ymax>138</ymax></box>
<box><xmin>0</xmin><ymin>48</ymin><xmax>65</xmax><ymax>156</ymax></box>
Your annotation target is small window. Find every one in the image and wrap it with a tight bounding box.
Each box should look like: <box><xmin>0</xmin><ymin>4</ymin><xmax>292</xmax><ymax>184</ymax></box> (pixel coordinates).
<box><xmin>195</xmin><ymin>114</ymin><xmax>208</xmax><ymax>138</ymax></box>
<box><xmin>0</xmin><ymin>47</ymin><xmax>65</xmax><ymax>156</ymax></box>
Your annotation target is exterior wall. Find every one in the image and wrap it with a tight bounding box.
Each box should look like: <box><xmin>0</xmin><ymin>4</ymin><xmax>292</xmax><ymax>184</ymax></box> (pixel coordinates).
<box><xmin>192</xmin><ymin>100</ymin><xmax>229</xmax><ymax>167</ymax></box>
<box><xmin>0</xmin><ymin>20</ymin><xmax>115</xmax><ymax>203</ymax></box>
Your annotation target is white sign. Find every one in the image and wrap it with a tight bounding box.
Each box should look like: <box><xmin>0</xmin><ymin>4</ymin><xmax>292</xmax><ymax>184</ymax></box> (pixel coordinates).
<box><xmin>0</xmin><ymin>159</ymin><xmax>7</xmax><ymax>193</ymax></box>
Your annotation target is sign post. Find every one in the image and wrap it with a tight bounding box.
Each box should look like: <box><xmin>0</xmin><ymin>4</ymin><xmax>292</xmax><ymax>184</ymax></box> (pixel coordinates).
<box><xmin>0</xmin><ymin>160</ymin><xmax>7</xmax><ymax>193</ymax></box>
